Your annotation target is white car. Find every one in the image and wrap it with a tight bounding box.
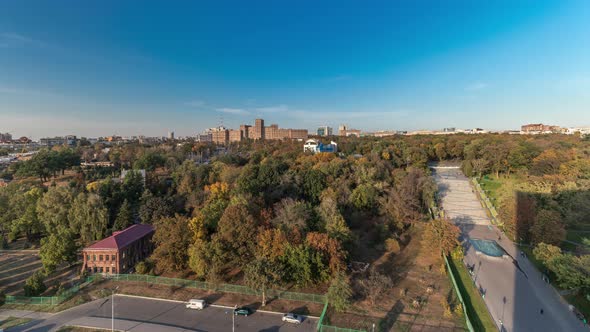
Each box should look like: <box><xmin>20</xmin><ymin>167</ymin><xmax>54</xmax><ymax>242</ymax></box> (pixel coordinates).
<box><xmin>282</xmin><ymin>313</ymin><xmax>303</xmax><ymax>324</ymax></box>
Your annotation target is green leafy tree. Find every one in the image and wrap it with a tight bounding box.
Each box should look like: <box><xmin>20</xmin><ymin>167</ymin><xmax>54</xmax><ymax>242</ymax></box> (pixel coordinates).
<box><xmin>530</xmin><ymin>209</ymin><xmax>566</xmax><ymax>245</ymax></box>
<box><xmin>215</xmin><ymin>204</ymin><xmax>258</xmax><ymax>266</ymax></box>
<box><xmin>319</xmin><ymin>189</ymin><xmax>351</xmax><ymax>243</ymax></box>
<box><xmin>69</xmin><ymin>193</ymin><xmax>108</xmax><ymax>244</ymax></box>
<box><xmin>24</xmin><ymin>271</ymin><xmax>47</xmax><ymax>296</ymax></box>
<box><xmin>36</xmin><ymin>186</ymin><xmax>74</xmax><ymax>234</ymax></box>
<box><xmin>152</xmin><ymin>215</ymin><xmax>192</xmax><ymax>272</ymax></box>
<box><xmin>244</xmin><ymin>257</ymin><xmax>284</xmax><ymax>306</ymax></box>
<box><xmin>39</xmin><ymin>229</ymin><xmax>78</xmax><ymax>273</ymax></box>
<box><xmin>10</xmin><ymin>187</ymin><xmax>44</xmax><ymax>241</ymax></box>
<box><xmin>327</xmin><ymin>271</ymin><xmax>352</xmax><ymax>312</ymax></box>
<box><xmin>113</xmin><ymin>199</ymin><xmax>134</xmax><ymax>231</ymax></box>
<box><xmin>138</xmin><ymin>190</ymin><xmax>174</xmax><ymax>224</ymax></box>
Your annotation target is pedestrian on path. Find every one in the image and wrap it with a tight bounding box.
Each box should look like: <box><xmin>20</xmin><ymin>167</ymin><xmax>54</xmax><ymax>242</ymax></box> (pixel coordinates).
<box><xmin>540</xmin><ymin>309</ymin><xmax>544</xmax><ymax>315</ymax></box>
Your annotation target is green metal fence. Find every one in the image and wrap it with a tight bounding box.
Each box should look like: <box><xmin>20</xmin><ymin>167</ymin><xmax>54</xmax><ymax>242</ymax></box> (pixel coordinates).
<box><xmin>471</xmin><ymin>178</ymin><xmax>501</xmax><ymax>225</ymax></box>
<box><xmin>108</xmin><ymin>274</ymin><xmax>326</xmax><ymax>303</ymax></box>
<box><xmin>444</xmin><ymin>256</ymin><xmax>475</xmax><ymax>332</ymax></box>
<box><xmin>316</xmin><ymin>301</ymin><xmax>366</xmax><ymax>332</ymax></box>
<box><xmin>5</xmin><ymin>275</ymin><xmax>98</xmax><ymax>306</ymax></box>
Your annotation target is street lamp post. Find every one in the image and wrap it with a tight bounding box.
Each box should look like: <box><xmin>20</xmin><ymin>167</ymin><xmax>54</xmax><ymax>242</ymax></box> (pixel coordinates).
<box><xmin>112</xmin><ymin>286</ymin><xmax>119</xmax><ymax>332</ymax></box>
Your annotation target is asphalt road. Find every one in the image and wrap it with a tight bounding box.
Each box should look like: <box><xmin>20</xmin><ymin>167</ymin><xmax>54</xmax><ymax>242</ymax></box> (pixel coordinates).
<box><xmin>432</xmin><ymin>166</ymin><xmax>586</xmax><ymax>332</ymax></box>
<box><xmin>3</xmin><ymin>295</ymin><xmax>318</xmax><ymax>332</ymax></box>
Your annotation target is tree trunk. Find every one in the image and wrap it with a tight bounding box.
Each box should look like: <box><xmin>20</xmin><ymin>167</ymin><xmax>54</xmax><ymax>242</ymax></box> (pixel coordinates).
<box><xmin>262</xmin><ymin>288</ymin><xmax>266</xmax><ymax>306</ymax></box>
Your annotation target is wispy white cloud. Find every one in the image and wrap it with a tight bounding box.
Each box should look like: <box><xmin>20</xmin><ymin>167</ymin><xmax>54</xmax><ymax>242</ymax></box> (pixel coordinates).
<box><xmin>255</xmin><ymin>104</ymin><xmax>289</xmax><ymax>113</ymax></box>
<box><xmin>0</xmin><ymin>32</ymin><xmax>45</xmax><ymax>48</ymax></box>
<box><xmin>184</xmin><ymin>100</ymin><xmax>206</xmax><ymax>108</ymax></box>
<box><xmin>464</xmin><ymin>82</ymin><xmax>488</xmax><ymax>91</ymax></box>
<box><xmin>0</xmin><ymin>85</ymin><xmax>58</xmax><ymax>97</ymax></box>
<box><xmin>216</xmin><ymin>107</ymin><xmax>250</xmax><ymax>115</ymax></box>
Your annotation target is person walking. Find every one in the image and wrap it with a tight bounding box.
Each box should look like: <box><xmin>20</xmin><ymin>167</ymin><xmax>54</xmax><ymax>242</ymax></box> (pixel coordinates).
<box><xmin>540</xmin><ymin>309</ymin><xmax>544</xmax><ymax>315</ymax></box>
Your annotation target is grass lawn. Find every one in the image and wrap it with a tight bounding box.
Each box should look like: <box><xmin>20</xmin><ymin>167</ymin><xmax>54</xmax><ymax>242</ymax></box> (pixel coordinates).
<box><xmin>448</xmin><ymin>257</ymin><xmax>497</xmax><ymax>332</ymax></box>
<box><xmin>564</xmin><ymin>293</ymin><xmax>590</xmax><ymax>322</ymax></box>
<box><xmin>478</xmin><ymin>176</ymin><xmax>502</xmax><ymax>207</ymax></box>
<box><xmin>0</xmin><ymin>316</ymin><xmax>33</xmax><ymax>329</ymax></box>
<box><xmin>57</xmin><ymin>326</ymin><xmax>111</xmax><ymax>332</ymax></box>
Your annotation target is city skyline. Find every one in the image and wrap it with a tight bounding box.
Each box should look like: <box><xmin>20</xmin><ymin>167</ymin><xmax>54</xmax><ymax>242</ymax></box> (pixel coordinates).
<box><xmin>1</xmin><ymin>1</ymin><xmax>590</xmax><ymax>138</ymax></box>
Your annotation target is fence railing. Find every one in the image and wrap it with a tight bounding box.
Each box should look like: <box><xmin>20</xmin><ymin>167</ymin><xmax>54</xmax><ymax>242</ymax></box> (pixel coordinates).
<box><xmin>471</xmin><ymin>178</ymin><xmax>501</xmax><ymax>225</ymax></box>
<box><xmin>107</xmin><ymin>274</ymin><xmax>326</xmax><ymax>303</ymax></box>
<box><xmin>444</xmin><ymin>256</ymin><xmax>475</xmax><ymax>332</ymax></box>
<box><xmin>5</xmin><ymin>274</ymin><xmax>99</xmax><ymax>306</ymax></box>
<box><xmin>315</xmin><ymin>301</ymin><xmax>366</xmax><ymax>332</ymax></box>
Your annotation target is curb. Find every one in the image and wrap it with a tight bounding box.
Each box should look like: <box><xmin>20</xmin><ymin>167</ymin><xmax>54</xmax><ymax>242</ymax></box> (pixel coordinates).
<box><xmin>68</xmin><ymin>324</ymin><xmax>125</xmax><ymax>332</ymax></box>
<box><xmin>115</xmin><ymin>293</ymin><xmax>320</xmax><ymax>319</ymax></box>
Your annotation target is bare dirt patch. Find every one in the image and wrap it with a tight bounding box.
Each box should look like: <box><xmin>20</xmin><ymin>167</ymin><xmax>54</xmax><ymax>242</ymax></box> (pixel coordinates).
<box><xmin>331</xmin><ymin>223</ymin><xmax>467</xmax><ymax>331</ymax></box>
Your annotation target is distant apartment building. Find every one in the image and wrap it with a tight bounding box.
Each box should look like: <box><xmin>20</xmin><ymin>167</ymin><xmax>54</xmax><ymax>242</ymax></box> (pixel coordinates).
<box><xmin>229</xmin><ymin>129</ymin><xmax>244</xmax><ymax>142</ymax></box>
<box><xmin>82</xmin><ymin>224</ymin><xmax>154</xmax><ymax>275</ymax></box>
<box><xmin>40</xmin><ymin>135</ymin><xmax>77</xmax><ymax>147</ymax></box>
<box><xmin>339</xmin><ymin>125</ymin><xmax>361</xmax><ymax>137</ymax></box>
<box><xmin>239</xmin><ymin>125</ymin><xmax>251</xmax><ymax>139</ymax></box>
<box><xmin>207</xmin><ymin>126</ymin><xmax>229</xmax><ymax>145</ymax></box>
<box><xmin>195</xmin><ymin>133</ymin><xmax>212</xmax><ymax>143</ymax></box>
<box><xmin>168</xmin><ymin>131</ymin><xmax>175</xmax><ymax>140</ymax></box>
<box><xmin>317</xmin><ymin>126</ymin><xmax>333</xmax><ymax>136</ymax></box>
<box><xmin>0</xmin><ymin>133</ymin><xmax>12</xmax><ymax>143</ymax></box>
<box><xmin>252</xmin><ymin>118</ymin><xmax>265</xmax><ymax>140</ymax></box>
<box><xmin>520</xmin><ymin>123</ymin><xmax>562</xmax><ymax>134</ymax></box>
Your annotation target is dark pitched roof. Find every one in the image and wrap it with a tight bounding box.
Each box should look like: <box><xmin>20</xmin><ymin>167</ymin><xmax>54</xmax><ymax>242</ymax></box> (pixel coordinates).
<box><xmin>84</xmin><ymin>224</ymin><xmax>154</xmax><ymax>250</ymax></box>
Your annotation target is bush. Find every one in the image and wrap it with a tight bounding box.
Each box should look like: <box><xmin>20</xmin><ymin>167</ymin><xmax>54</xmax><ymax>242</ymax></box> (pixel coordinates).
<box><xmin>24</xmin><ymin>271</ymin><xmax>47</xmax><ymax>296</ymax></box>
<box><xmin>135</xmin><ymin>260</ymin><xmax>154</xmax><ymax>275</ymax></box>
<box><xmin>385</xmin><ymin>238</ymin><xmax>401</xmax><ymax>253</ymax></box>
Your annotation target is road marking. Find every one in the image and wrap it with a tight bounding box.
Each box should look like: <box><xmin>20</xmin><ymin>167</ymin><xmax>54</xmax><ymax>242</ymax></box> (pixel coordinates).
<box><xmin>115</xmin><ymin>293</ymin><xmax>320</xmax><ymax>319</ymax></box>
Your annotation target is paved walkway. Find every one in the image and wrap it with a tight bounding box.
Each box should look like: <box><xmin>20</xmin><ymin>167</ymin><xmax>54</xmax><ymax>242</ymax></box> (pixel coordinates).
<box><xmin>432</xmin><ymin>166</ymin><xmax>586</xmax><ymax>332</ymax></box>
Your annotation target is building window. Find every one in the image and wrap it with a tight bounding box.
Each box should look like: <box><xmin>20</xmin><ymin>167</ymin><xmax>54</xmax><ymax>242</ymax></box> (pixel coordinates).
<box><xmin>88</xmin><ymin>267</ymin><xmax>92</xmax><ymax>273</ymax></box>
<box><xmin>112</xmin><ymin>267</ymin><xmax>116</xmax><ymax>273</ymax></box>
<box><xmin>112</xmin><ymin>254</ymin><xmax>116</xmax><ymax>261</ymax></box>
<box><xmin>105</xmin><ymin>255</ymin><xmax>109</xmax><ymax>261</ymax></box>
<box><xmin>106</xmin><ymin>267</ymin><xmax>110</xmax><ymax>273</ymax></box>
<box><xmin>99</xmin><ymin>267</ymin><xmax>103</xmax><ymax>273</ymax></box>
<box><xmin>93</xmin><ymin>267</ymin><xmax>97</xmax><ymax>273</ymax></box>
<box><xmin>86</xmin><ymin>254</ymin><xmax>90</xmax><ymax>261</ymax></box>
<box><xmin>99</xmin><ymin>255</ymin><xmax>103</xmax><ymax>261</ymax></box>
<box><xmin>93</xmin><ymin>255</ymin><xmax>96</xmax><ymax>261</ymax></box>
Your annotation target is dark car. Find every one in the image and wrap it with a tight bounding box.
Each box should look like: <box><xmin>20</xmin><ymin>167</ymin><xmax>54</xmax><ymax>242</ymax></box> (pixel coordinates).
<box><xmin>234</xmin><ymin>307</ymin><xmax>253</xmax><ymax>316</ymax></box>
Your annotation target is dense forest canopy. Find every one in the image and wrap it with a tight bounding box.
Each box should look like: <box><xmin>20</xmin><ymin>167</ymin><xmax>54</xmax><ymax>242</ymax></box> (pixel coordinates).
<box><xmin>1</xmin><ymin>133</ymin><xmax>589</xmax><ymax>297</ymax></box>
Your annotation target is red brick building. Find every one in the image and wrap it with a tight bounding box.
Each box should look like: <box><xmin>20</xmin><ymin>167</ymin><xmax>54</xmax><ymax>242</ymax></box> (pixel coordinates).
<box><xmin>82</xmin><ymin>224</ymin><xmax>155</xmax><ymax>275</ymax></box>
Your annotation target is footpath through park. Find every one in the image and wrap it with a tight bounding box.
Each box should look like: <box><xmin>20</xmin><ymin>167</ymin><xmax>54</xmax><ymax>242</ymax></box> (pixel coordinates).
<box><xmin>432</xmin><ymin>165</ymin><xmax>585</xmax><ymax>332</ymax></box>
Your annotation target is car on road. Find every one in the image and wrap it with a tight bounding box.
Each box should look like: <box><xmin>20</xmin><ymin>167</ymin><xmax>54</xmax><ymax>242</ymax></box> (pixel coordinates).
<box><xmin>234</xmin><ymin>307</ymin><xmax>253</xmax><ymax>316</ymax></box>
<box><xmin>186</xmin><ymin>299</ymin><xmax>206</xmax><ymax>310</ymax></box>
<box><xmin>282</xmin><ymin>313</ymin><xmax>303</xmax><ymax>324</ymax></box>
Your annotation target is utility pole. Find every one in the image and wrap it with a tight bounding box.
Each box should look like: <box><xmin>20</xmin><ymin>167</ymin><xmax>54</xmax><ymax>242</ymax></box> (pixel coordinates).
<box><xmin>111</xmin><ymin>286</ymin><xmax>119</xmax><ymax>332</ymax></box>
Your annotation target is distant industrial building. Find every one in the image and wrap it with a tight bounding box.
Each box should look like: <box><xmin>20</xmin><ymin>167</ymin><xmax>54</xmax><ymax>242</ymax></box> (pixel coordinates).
<box><xmin>82</xmin><ymin>224</ymin><xmax>154</xmax><ymax>275</ymax></box>
<box><xmin>317</xmin><ymin>126</ymin><xmax>333</xmax><ymax>136</ymax></box>
<box><xmin>520</xmin><ymin>123</ymin><xmax>561</xmax><ymax>134</ymax></box>
<box><xmin>338</xmin><ymin>125</ymin><xmax>361</xmax><ymax>137</ymax></box>
<box><xmin>303</xmin><ymin>139</ymin><xmax>338</xmax><ymax>153</ymax></box>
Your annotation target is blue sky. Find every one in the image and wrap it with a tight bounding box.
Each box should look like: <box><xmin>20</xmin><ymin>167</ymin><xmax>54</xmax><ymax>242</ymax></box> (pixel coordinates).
<box><xmin>1</xmin><ymin>0</ymin><xmax>589</xmax><ymax>138</ymax></box>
